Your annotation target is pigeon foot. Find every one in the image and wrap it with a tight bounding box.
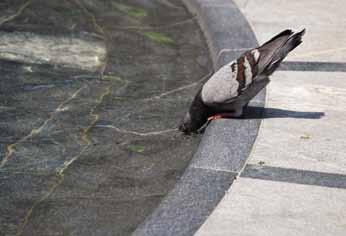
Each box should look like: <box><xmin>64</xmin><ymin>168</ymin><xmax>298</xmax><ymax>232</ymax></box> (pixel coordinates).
<box><xmin>207</xmin><ymin>109</ymin><xmax>243</xmax><ymax>121</ymax></box>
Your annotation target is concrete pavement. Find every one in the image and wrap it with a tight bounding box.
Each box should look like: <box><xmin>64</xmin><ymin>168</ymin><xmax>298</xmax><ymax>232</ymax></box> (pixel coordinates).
<box><xmin>196</xmin><ymin>0</ymin><xmax>346</xmax><ymax>235</ymax></box>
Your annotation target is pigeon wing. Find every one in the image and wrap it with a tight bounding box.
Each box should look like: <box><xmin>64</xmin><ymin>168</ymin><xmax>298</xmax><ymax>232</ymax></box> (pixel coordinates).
<box><xmin>200</xmin><ymin>29</ymin><xmax>305</xmax><ymax>108</ymax></box>
<box><xmin>201</xmin><ymin>49</ymin><xmax>260</xmax><ymax>107</ymax></box>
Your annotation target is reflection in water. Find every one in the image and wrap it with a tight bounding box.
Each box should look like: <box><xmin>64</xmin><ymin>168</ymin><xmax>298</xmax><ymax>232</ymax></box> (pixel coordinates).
<box><xmin>0</xmin><ymin>0</ymin><xmax>212</xmax><ymax>235</ymax></box>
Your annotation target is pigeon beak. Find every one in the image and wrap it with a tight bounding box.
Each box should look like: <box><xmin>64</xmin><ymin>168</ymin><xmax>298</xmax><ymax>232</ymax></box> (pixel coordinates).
<box><xmin>179</xmin><ymin>112</ymin><xmax>192</xmax><ymax>134</ymax></box>
<box><xmin>178</xmin><ymin>123</ymin><xmax>189</xmax><ymax>134</ymax></box>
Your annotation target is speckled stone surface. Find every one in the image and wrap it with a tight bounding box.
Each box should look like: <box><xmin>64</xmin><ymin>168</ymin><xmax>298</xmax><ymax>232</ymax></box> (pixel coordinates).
<box><xmin>134</xmin><ymin>0</ymin><xmax>264</xmax><ymax>235</ymax></box>
<box><xmin>0</xmin><ymin>1</ymin><xmax>212</xmax><ymax>235</ymax></box>
<box><xmin>133</xmin><ymin>167</ymin><xmax>236</xmax><ymax>236</ymax></box>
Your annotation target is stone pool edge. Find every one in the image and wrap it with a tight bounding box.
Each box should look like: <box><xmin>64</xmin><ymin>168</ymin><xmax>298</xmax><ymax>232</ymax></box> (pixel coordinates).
<box><xmin>133</xmin><ymin>1</ymin><xmax>264</xmax><ymax>235</ymax></box>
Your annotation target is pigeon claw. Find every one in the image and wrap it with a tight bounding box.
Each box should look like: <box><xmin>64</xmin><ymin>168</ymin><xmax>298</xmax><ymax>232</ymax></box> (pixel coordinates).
<box><xmin>207</xmin><ymin>114</ymin><xmax>223</xmax><ymax>121</ymax></box>
<box><xmin>208</xmin><ymin>110</ymin><xmax>244</xmax><ymax>121</ymax></box>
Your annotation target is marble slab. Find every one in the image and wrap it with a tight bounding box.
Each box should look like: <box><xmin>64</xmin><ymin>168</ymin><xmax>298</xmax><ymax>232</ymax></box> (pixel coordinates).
<box><xmin>0</xmin><ymin>0</ymin><xmax>213</xmax><ymax>235</ymax></box>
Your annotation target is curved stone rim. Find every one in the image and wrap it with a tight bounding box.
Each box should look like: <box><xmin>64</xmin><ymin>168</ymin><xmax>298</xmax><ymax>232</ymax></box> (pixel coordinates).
<box><xmin>133</xmin><ymin>1</ymin><xmax>264</xmax><ymax>235</ymax></box>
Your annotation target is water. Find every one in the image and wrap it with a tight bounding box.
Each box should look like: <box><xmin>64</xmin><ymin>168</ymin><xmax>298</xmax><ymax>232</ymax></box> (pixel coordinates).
<box><xmin>0</xmin><ymin>0</ymin><xmax>212</xmax><ymax>235</ymax></box>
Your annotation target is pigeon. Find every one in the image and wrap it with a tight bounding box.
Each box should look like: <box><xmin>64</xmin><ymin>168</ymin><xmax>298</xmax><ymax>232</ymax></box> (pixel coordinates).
<box><xmin>179</xmin><ymin>29</ymin><xmax>305</xmax><ymax>134</ymax></box>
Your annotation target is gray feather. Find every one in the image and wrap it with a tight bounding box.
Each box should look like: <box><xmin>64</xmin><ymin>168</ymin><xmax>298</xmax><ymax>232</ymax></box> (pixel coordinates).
<box><xmin>201</xmin><ymin>60</ymin><xmax>239</xmax><ymax>105</ymax></box>
<box><xmin>201</xmin><ymin>29</ymin><xmax>305</xmax><ymax>107</ymax></box>
<box><xmin>179</xmin><ymin>29</ymin><xmax>305</xmax><ymax>134</ymax></box>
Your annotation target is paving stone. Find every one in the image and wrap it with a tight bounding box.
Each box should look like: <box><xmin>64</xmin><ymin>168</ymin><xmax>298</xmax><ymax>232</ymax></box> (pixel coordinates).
<box><xmin>133</xmin><ymin>167</ymin><xmax>236</xmax><ymax>236</ymax></box>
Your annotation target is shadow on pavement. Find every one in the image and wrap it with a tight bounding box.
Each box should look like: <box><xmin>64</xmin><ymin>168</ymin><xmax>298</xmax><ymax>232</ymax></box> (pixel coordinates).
<box><xmin>242</xmin><ymin>164</ymin><xmax>346</xmax><ymax>189</ymax></box>
<box><xmin>243</xmin><ymin>106</ymin><xmax>325</xmax><ymax>119</ymax></box>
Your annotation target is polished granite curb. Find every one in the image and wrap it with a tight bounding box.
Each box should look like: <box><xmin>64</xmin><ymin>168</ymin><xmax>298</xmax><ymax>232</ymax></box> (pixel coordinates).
<box><xmin>133</xmin><ymin>1</ymin><xmax>265</xmax><ymax>235</ymax></box>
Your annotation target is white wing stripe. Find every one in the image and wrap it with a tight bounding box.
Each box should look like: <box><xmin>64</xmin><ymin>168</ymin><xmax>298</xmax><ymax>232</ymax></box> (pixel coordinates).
<box><xmin>201</xmin><ymin>60</ymin><xmax>240</xmax><ymax>104</ymax></box>
<box><xmin>251</xmin><ymin>49</ymin><xmax>260</xmax><ymax>61</ymax></box>
<box><xmin>243</xmin><ymin>56</ymin><xmax>252</xmax><ymax>88</ymax></box>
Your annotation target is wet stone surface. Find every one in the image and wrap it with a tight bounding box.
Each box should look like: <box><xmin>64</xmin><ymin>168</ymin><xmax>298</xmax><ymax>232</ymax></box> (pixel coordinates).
<box><xmin>0</xmin><ymin>1</ymin><xmax>212</xmax><ymax>235</ymax></box>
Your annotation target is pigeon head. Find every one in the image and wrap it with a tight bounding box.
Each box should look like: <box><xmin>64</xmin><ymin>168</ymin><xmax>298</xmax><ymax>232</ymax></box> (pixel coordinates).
<box><xmin>179</xmin><ymin>89</ymin><xmax>211</xmax><ymax>134</ymax></box>
<box><xmin>179</xmin><ymin>111</ymin><xmax>207</xmax><ymax>134</ymax></box>
<box><xmin>179</xmin><ymin>112</ymin><xmax>200</xmax><ymax>134</ymax></box>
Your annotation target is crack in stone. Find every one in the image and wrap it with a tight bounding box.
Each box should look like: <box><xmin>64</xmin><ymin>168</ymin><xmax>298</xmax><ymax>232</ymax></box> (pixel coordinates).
<box><xmin>11</xmin><ymin>61</ymin><xmax>116</xmax><ymax>235</ymax></box>
<box><xmin>56</xmin><ymin>146</ymin><xmax>89</xmax><ymax>177</ymax></box>
<box><xmin>81</xmin><ymin>85</ymin><xmax>112</xmax><ymax>145</ymax></box>
<box><xmin>192</xmin><ymin>166</ymin><xmax>239</xmax><ymax>175</ymax></box>
<box><xmin>111</xmin><ymin>17</ymin><xmax>196</xmax><ymax>30</ymax></box>
<box><xmin>95</xmin><ymin>124</ymin><xmax>178</xmax><ymax>136</ymax></box>
<box><xmin>71</xmin><ymin>0</ymin><xmax>105</xmax><ymax>37</ymax></box>
<box><xmin>0</xmin><ymin>170</ymin><xmax>52</xmax><ymax>176</ymax></box>
<box><xmin>16</xmin><ymin>175</ymin><xmax>64</xmax><ymax>236</ymax></box>
<box><xmin>70</xmin><ymin>0</ymin><xmax>109</xmax><ymax>77</ymax></box>
<box><xmin>2</xmin><ymin>20</ymin><xmax>112</xmax><ymax>232</ymax></box>
<box><xmin>0</xmin><ymin>0</ymin><xmax>31</xmax><ymax>27</ymax></box>
<box><xmin>15</xmin><ymin>84</ymin><xmax>113</xmax><ymax>235</ymax></box>
<box><xmin>159</xmin><ymin>0</ymin><xmax>184</xmax><ymax>9</ymax></box>
<box><xmin>0</xmin><ymin>86</ymin><xmax>86</xmax><ymax>169</ymax></box>
<box><xmin>144</xmin><ymin>71</ymin><xmax>213</xmax><ymax>101</ymax></box>
<box><xmin>0</xmin><ymin>1</ymin><xmax>214</xmax><ymax>235</ymax></box>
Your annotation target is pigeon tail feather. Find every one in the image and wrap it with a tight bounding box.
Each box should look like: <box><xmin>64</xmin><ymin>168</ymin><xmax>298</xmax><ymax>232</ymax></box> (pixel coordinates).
<box><xmin>261</xmin><ymin>29</ymin><xmax>293</xmax><ymax>47</ymax></box>
<box><xmin>257</xmin><ymin>29</ymin><xmax>305</xmax><ymax>76</ymax></box>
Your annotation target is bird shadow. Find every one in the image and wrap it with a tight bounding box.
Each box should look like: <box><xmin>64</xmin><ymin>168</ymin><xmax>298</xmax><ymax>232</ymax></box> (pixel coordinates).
<box><xmin>242</xmin><ymin>106</ymin><xmax>325</xmax><ymax>119</ymax></box>
<box><xmin>196</xmin><ymin>106</ymin><xmax>325</xmax><ymax>134</ymax></box>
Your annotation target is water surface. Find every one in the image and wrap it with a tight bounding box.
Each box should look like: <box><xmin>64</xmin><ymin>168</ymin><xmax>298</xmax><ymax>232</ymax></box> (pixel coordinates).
<box><xmin>0</xmin><ymin>0</ymin><xmax>212</xmax><ymax>235</ymax></box>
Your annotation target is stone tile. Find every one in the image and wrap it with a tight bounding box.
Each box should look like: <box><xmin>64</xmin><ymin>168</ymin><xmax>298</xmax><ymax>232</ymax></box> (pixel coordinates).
<box><xmin>183</xmin><ymin>0</ymin><xmax>257</xmax><ymax>67</ymax></box>
<box><xmin>0</xmin><ymin>172</ymin><xmax>60</xmax><ymax>236</ymax></box>
<box><xmin>190</xmin><ymin>117</ymin><xmax>261</xmax><ymax>172</ymax></box>
<box><xmin>133</xmin><ymin>167</ymin><xmax>236</xmax><ymax>236</ymax></box>
<box><xmin>240</xmin><ymin>0</ymin><xmax>346</xmax><ymax>62</ymax></box>
<box><xmin>196</xmin><ymin>178</ymin><xmax>346</xmax><ymax>236</ymax></box>
<box><xmin>189</xmin><ymin>85</ymin><xmax>265</xmax><ymax>174</ymax></box>
<box><xmin>248</xmin><ymin>71</ymin><xmax>346</xmax><ymax>175</ymax></box>
<box><xmin>0</xmin><ymin>0</ymin><xmax>213</xmax><ymax>235</ymax></box>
